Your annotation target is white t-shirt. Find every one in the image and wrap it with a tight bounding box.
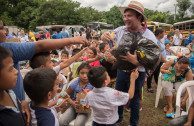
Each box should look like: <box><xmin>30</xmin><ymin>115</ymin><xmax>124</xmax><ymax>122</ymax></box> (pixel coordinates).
<box><xmin>53</xmin><ymin>65</ymin><xmax>60</xmax><ymax>74</ymax></box>
<box><xmin>114</xmin><ymin>26</ymin><xmax>158</xmax><ymax>72</ymax></box>
<box><xmin>85</xmin><ymin>87</ymin><xmax>129</xmax><ymax>124</ymax></box>
<box><xmin>173</xmin><ymin>34</ymin><xmax>183</xmax><ymax>46</ymax></box>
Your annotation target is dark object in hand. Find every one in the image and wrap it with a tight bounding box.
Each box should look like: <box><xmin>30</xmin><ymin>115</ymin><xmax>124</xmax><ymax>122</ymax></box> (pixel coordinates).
<box><xmin>111</xmin><ymin>33</ymin><xmax>160</xmax><ymax>75</ymax></box>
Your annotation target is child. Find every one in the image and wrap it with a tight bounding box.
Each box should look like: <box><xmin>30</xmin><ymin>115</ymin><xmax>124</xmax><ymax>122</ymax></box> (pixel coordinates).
<box><xmin>70</xmin><ymin>48</ymin><xmax>101</xmax><ymax>79</ymax></box>
<box><xmin>23</xmin><ymin>68</ymin><xmax>67</xmax><ymax>126</ymax></box>
<box><xmin>59</xmin><ymin>63</ymin><xmax>93</xmax><ymax>126</ymax></box>
<box><xmin>85</xmin><ymin>66</ymin><xmax>139</xmax><ymax>125</ymax></box>
<box><xmin>0</xmin><ymin>46</ymin><xmax>25</xmax><ymax>126</ymax></box>
<box><xmin>165</xmin><ymin>43</ymin><xmax>177</xmax><ymax>56</ymax></box>
<box><xmin>60</xmin><ymin>50</ymin><xmax>70</xmax><ymax>77</ymax></box>
<box><xmin>83</xmin><ymin>47</ymin><xmax>101</xmax><ymax>67</ymax></box>
<box><xmin>99</xmin><ymin>43</ymin><xmax>117</xmax><ymax>88</ymax></box>
<box><xmin>29</xmin><ymin>47</ymin><xmax>87</xmax><ymax>74</ymax></box>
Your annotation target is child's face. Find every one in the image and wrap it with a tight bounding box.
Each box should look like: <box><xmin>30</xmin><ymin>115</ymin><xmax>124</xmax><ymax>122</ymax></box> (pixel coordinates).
<box><xmin>0</xmin><ymin>57</ymin><xmax>18</xmax><ymax>90</ymax></box>
<box><xmin>53</xmin><ymin>62</ymin><xmax>59</xmax><ymax>67</ymax></box>
<box><xmin>79</xmin><ymin>68</ymin><xmax>89</xmax><ymax>83</ymax></box>
<box><xmin>165</xmin><ymin>44</ymin><xmax>170</xmax><ymax>50</ymax></box>
<box><xmin>87</xmin><ymin>49</ymin><xmax>95</xmax><ymax>58</ymax></box>
<box><xmin>92</xmin><ymin>42</ymin><xmax>96</xmax><ymax>47</ymax></box>
<box><xmin>89</xmin><ymin>38</ymin><xmax>92</xmax><ymax>42</ymax></box>
<box><xmin>61</xmin><ymin>54</ymin><xmax>68</xmax><ymax>60</ymax></box>
<box><xmin>45</xmin><ymin>56</ymin><xmax>53</xmax><ymax>69</ymax></box>
<box><xmin>104</xmin><ymin>44</ymin><xmax>110</xmax><ymax>52</ymax></box>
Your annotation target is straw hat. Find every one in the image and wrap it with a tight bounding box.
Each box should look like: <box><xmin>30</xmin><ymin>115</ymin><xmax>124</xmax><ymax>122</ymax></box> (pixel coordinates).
<box><xmin>120</xmin><ymin>1</ymin><xmax>147</xmax><ymax>22</ymax></box>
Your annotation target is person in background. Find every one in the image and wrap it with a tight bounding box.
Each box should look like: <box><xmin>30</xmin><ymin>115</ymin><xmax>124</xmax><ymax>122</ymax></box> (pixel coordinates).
<box><xmin>184</xmin><ymin>30</ymin><xmax>194</xmax><ymax>47</ymax></box>
<box><xmin>12</xmin><ymin>32</ymin><xmax>17</xmax><ymax>38</ymax></box>
<box><xmin>61</xmin><ymin>28</ymin><xmax>69</xmax><ymax>39</ymax></box>
<box><xmin>19</xmin><ymin>28</ymin><xmax>29</xmax><ymax>43</ymax></box>
<box><xmin>52</xmin><ymin>29</ymin><xmax>63</xmax><ymax>39</ymax></box>
<box><xmin>5</xmin><ymin>28</ymin><xmax>14</xmax><ymax>39</ymax></box>
<box><xmin>161</xmin><ymin>56</ymin><xmax>193</xmax><ymax>117</ymax></box>
<box><xmin>86</xmin><ymin>26</ymin><xmax>91</xmax><ymax>41</ymax></box>
<box><xmin>173</xmin><ymin>29</ymin><xmax>183</xmax><ymax>46</ymax></box>
<box><xmin>165</xmin><ymin>34</ymin><xmax>173</xmax><ymax>45</ymax></box>
<box><xmin>165</xmin><ymin>43</ymin><xmax>177</xmax><ymax>56</ymax></box>
<box><xmin>168</xmin><ymin>27</ymin><xmax>175</xmax><ymax>36</ymax></box>
<box><xmin>147</xmin><ymin>28</ymin><xmax>167</xmax><ymax>93</ymax></box>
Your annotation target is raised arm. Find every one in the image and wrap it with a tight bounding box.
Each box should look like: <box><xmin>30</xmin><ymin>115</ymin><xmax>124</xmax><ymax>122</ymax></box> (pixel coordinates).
<box><xmin>34</xmin><ymin>36</ymin><xmax>87</xmax><ymax>54</ymax></box>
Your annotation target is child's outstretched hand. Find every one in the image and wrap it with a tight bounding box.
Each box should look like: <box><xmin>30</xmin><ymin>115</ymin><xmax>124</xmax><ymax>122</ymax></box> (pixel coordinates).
<box><xmin>130</xmin><ymin>68</ymin><xmax>139</xmax><ymax>80</ymax></box>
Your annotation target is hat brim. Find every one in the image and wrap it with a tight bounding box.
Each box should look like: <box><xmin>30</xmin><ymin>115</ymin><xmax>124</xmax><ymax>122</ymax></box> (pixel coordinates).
<box><xmin>120</xmin><ymin>7</ymin><xmax>147</xmax><ymax>22</ymax></box>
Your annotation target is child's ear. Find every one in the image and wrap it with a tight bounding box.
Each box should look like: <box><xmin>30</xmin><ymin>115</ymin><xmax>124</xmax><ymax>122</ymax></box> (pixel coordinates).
<box><xmin>40</xmin><ymin>65</ymin><xmax>45</xmax><ymax>68</ymax></box>
<box><xmin>47</xmin><ymin>91</ymin><xmax>52</xmax><ymax>100</ymax></box>
<box><xmin>104</xmin><ymin>80</ymin><xmax>108</xmax><ymax>86</ymax></box>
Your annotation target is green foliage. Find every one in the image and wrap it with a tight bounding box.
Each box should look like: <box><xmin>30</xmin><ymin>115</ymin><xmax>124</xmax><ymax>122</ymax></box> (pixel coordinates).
<box><xmin>104</xmin><ymin>6</ymin><xmax>124</xmax><ymax>28</ymax></box>
<box><xmin>177</xmin><ymin>0</ymin><xmax>191</xmax><ymax>19</ymax></box>
<box><xmin>0</xmin><ymin>0</ymin><xmax>193</xmax><ymax>30</ymax></box>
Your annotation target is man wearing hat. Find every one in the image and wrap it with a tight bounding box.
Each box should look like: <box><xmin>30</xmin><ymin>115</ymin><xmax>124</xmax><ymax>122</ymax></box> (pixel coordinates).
<box><xmin>102</xmin><ymin>1</ymin><xmax>157</xmax><ymax>126</ymax></box>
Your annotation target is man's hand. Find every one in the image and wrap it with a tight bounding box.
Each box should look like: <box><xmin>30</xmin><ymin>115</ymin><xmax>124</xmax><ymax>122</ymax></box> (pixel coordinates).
<box><xmin>70</xmin><ymin>36</ymin><xmax>88</xmax><ymax>45</ymax></box>
<box><xmin>120</xmin><ymin>50</ymin><xmax>140</xmax><ymax>65</ymax></box>
<box><xmin>101</xmin><ymin>32</ymin><xmax>111</xmax><ymax>42</ymax></box>
<box><xmin>21</xmin><ymin>100</ymin><xmax>30</xmax><ymax>126</ymax></box>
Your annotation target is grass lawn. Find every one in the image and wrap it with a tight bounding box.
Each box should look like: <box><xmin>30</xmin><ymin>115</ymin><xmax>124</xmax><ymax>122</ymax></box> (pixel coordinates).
<box><xmin>118</xmin><ymin>81</ymin><xmax>172</xmax><ymax>126</ymax></box>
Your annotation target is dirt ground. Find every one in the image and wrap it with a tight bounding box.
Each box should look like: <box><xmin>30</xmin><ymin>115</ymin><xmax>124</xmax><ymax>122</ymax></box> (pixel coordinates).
<box><xmin>118</xmin><ymin>81</ymin><xmax>171</xmax><ymax>126</ymax></box>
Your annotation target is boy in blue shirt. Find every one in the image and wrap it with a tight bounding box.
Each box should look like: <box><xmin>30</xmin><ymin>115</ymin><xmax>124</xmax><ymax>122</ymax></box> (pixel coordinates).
<box><xmin>24</xmin><ymin>68</ymin><xmax>66</xmax><ymax>126</ymax></box>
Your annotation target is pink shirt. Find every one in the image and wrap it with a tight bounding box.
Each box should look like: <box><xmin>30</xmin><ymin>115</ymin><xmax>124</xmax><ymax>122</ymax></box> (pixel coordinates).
<box><xmin>83</xmin><ymin>57</ymin><xmax>101</xmax><ymax>67</ymax></box>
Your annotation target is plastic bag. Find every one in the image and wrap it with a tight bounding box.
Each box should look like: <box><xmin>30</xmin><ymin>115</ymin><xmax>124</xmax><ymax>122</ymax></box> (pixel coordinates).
<box><xmin>111</xmin><ymin>33</ymin><xmax>160</xmax><ymax>75</ymax></box>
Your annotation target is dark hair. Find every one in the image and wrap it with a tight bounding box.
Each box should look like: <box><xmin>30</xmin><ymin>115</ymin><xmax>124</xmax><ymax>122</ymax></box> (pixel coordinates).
<box><xmin>167</xmin><ymin>34</ymin><xmax>172</xmax><ymax>38</ymax></box>
<box><xmin>154</xmin><ymin>28</ymin><xmax>164</xmax><ymax>36</ymax></box>
<box><xmin>72</xmin><ymin>48</ymin><xmax>81</xmax><ymax>56</ymax></box>
<box><xmin>124</xmin><ymin>9</ymin><xmax>144</xmax><ymax>22</ymax></box>
<box><xmin>93</xmin><ymin>36</ymin><xmax>99</xmax><ymax>40</ymax></box>
<box><xmin>165</xmin><ymin>43</ymin><xmax>170</xmax><ymax>46</ymax></box>
<box><xmin>99</xmin><ymin>43</ymin><xmax>107</xmax><ymax>52</ymax></box>
<box><xmin>89</xmin><ymin>47</ymin><xmax>97</xmax><ymax>55</ymax></box>
<box><xmin>51</xmin><ymin>60</ymin><xmax>58</xmax><ymax>63</ymax></box>
<box><xmin>0</xmin><ymin>47</ymin><xmax>12</xmax><ymax>76</ymax></box>
<box><xmin>177</xmin><ymin>56</ymin><xmax>190</xmax><ymax>65</ymax></box>
<box><xmin>51</xmin><ymin>50</ymin><xmax>58</xmax><ymax>55</ymax></box>
<box><xmin>61</xmin><ymin>50</ymin><xmax>69</xmax><ymax>57</ymax></box>
<box><xmin>30</xmin><ymin>52</ymin><xmax>50</xmax><ymax>69</ymax></box>
<box><xmin>56</xmin><ymin>28</ymin><xmax>60</xmax><ymax>33</ymax></box>
<box><xmin>87</xmin><ymin>66</ymin><xmax>107</xmax><ymax>88</ymax></box>
<box><xmin>24</xmin><ymin>68</ymin><xmax>57</xmax><ymax>103</ymax></box>
<box><xmin>77</xmin><ymin>63</ymin><xmax>91</xmax><ymax>75</ymax></box>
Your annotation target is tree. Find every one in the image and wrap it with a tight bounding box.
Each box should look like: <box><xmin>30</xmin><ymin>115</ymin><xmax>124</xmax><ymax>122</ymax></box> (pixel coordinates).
<box><xmin>177</xmin><ymin>0</ymin><xmax>191</xmax><ymax>19</ymax></box>
<box><xmin>104</xmin><ymin>6</ymin><xmax>124</xmax><ymax>28</ymax></box>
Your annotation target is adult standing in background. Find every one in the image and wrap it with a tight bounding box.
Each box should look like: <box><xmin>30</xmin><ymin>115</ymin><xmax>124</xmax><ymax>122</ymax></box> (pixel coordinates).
<box><xmin>52</xmin><ymin>28</ymin><xmax>63</xmax><ymax>39</ymax></box>
<box><xmin>173</xmin><ymin>29</ymin><xmax>183</xmax><ymax>46</ymax></box>
<box><xmin>147</xmin><ymin>28</ymin><xmax>167</xmax><ymax>93</ymax></box>
<box><xmin>168</xmin><ymin>27</ymin><xmax>175</xmax><ymax>37</ymax></box>
<box><xmin>61</xmin><ymin>28</ymin><xmax>69</xmax><ymax>38</ymax></box>
<box><xmin>86</xmin><ymin>26</ymin><xmax>91</xmax><ymax>40</ymax></box>
<box><xmin>184</xmin><ymin>30</ymin><xmax>193</xmax><ymax>47</ymax></box>
<box><xmin>68</xmin><ymin>27</ymin><xmax>73</xmax><ymax>38</ymax></box>
<box><xmin>101</xmin><ymin>1</ymin><xmax>157</xmax><ymax>126</ymax></box>
<box><xmin>19</xmin><ymin>28</ymin><xmax>29</xmax><ymax>43</ymax></box>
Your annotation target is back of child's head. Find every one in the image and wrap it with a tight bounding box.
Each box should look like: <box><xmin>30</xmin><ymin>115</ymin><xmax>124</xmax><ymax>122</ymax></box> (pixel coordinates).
<box><xmin>0</xmin><ymin>46</ymin><xmax>12</xmax><ymax>75</ymax></box>
<box><xmin>61</xmin><ymin>50</ymin><xmax>69</xmax><ymax>58</ymax></box>
<box><xmin>77</xmin><ymin>63</ymin><xmax>92</xmax><ymax>75</ymax></box>
<box><xmin>72</xmin><ymin>48</ymin><xmax>81</xmax><ymax>57</ymax></box>
<box><xmin>51</xmin><ymin>50</ymin><xmax>58</xmax><ymax>56</ymax></box>
<box><xmin>87</xmin><ymin>66</ymin><xmax>107</xmax><ymax>88</ymax></box>
<box><xmin>167</xmin><ymin>34</ymin><xmax>171</xmax><ymax>39</ymax></box>
<box><xmin>24</xmin><ymin>68</ymin><xmax>57</xmax><ymax>104</ymax></box>
<box><xmin>99</xmin><ymin>43</ymin><xmax>107</xmax><ymax>52</ymax></box>
<box><xmin>30</xmin><ymin>52</ymin><xmax>50</xmax><ymax>69</ymax></box>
